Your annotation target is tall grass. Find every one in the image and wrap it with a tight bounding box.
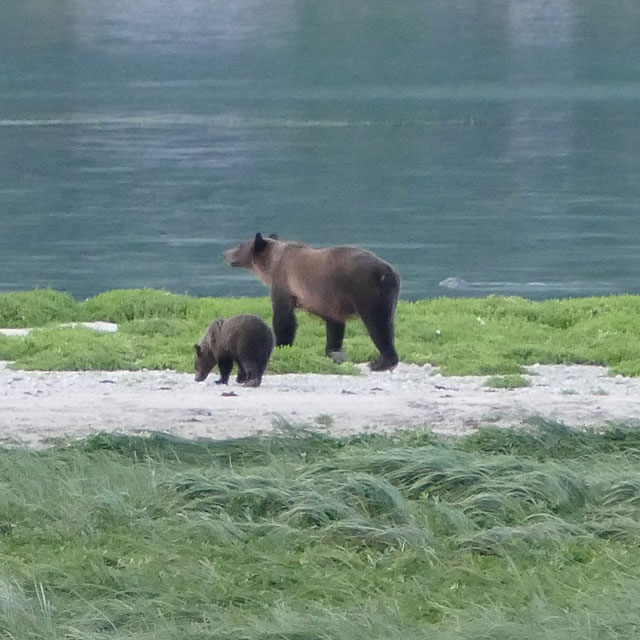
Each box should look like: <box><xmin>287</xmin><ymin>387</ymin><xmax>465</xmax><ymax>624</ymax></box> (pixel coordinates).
<box><xmin>3</xmin><ymin>288</ymin><xmax>640</xmax><ymax>375</ymax></box>
<box><xmin>2</xmin><ymin>424</ymin><xmax>640</xmax><ymax>637</ymax></box>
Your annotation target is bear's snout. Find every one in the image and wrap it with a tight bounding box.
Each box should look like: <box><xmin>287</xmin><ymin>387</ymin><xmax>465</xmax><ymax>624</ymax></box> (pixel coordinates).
<box><xmin>224</xmin><ymin>248</ymin><xmax>240</xmax><ymax>267</ymax></box>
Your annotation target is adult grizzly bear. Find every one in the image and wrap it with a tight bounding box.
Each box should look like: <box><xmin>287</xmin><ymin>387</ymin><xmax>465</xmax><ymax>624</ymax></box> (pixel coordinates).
<box><xmin>224</xmin><ymin>233</ymin><xmax>400</xmax><ymax>371</ymax></box>
<box><xmin>194</xmin><ymin>314</ymin><xmax>274</xmax><ymax>387</ymax></box>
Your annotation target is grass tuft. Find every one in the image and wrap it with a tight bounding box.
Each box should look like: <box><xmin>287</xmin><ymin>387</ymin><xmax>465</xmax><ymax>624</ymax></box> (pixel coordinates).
<box><xmin>459</xmin><ymin>420</ymin><xmax>640</xmax><ymax>460</ymax></box>
<box><xmin>485</xmin><ymin>374</ymin><xmax>530</xmax><ymax>388</ymax></box>
<box><xmin>2</xmin><ymin>425</ymin><xmax>640</xmax><ymax>636</ymax></box>
<box><xmin>0</xmin><ymin>289</ymin><xmax>77</xmax><ymax>327</ymax></box>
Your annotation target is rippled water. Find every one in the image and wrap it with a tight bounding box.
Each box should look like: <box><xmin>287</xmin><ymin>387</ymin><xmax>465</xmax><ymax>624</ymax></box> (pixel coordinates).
<box><xmin>1</xmin><ymin>0</ymin><xmax>640</xmax><ymax>300</ymax></box>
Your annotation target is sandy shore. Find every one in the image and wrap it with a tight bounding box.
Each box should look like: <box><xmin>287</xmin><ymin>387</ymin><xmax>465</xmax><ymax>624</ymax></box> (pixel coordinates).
<box><xmin>2</xmin><ymin>360</ymin><xmax>640</xmax><ymax>447</ymax></box>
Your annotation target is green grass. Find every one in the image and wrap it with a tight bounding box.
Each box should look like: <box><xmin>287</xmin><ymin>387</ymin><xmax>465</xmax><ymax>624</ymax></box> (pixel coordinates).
<box><xmin>3</xmin><ymin>424</ymin><xmax>640</xmax><ymax>637</ymax></box>
<box><xmin>3</xmin><ymin>288</ymin><xmax>640</xmax><ymax>376</ymax></box>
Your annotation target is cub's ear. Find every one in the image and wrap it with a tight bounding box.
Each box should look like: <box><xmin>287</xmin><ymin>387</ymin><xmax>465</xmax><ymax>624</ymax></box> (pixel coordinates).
<box><xmin>268</xmin><ymin>234</ymin><xmax>278</xmax><ymax>240</ymax></box>
<box><xmin>194</xmin><ymin>343</ymin><xmax>201</xmax><ymax>355</ymax></box>
<box><xmin>254</xmin><ymin>232</ymin><xmax>267</xmax><ymax>252</ymax></box>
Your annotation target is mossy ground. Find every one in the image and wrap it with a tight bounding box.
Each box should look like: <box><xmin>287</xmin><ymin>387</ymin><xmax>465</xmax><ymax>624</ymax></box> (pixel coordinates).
<box><xmin>3</xmin><ymin>288</ymin><xmax>640</xmax><ymax>376</ymax></box>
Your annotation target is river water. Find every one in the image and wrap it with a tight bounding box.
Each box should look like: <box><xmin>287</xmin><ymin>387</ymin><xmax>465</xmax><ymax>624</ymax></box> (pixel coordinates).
<box><xmin>1</xmin><ymin>0</ymin><xmax>640</xmax><ymax>301</ymax></box>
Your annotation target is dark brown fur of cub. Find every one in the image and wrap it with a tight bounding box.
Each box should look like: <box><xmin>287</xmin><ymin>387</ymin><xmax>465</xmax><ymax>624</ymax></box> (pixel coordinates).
<box><xmin>194</xmin><ymin>314</ymin><xmax>274</xmax><ymax>387</ymax></box>
<box><xmin>224</xmin><ymin>233</ymin><xmax>400</xmax><ymax>371</ymax></box>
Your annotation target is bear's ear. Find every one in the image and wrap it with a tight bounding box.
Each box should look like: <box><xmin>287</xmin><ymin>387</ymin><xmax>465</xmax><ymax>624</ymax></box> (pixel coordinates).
<box><xmin>254</xmin><ymin>232</ymin><xmax>267</xmax><ymax>252</ymax></box>
<box><xmin>268</xmin><ymin>234</ymin><xmax>278</xmax><ymax>240</ymax></box>
<box><xmin>194</xmin><ymin>343</ymin><xmax>201</xmax><ymax>355</ymax></box>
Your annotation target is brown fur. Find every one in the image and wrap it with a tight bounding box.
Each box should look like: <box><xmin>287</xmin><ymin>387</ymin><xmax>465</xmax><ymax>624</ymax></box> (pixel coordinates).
<box><xmin>194</xmin><ymin>314</ymin><xmax>274</xmax><ymax>387</ymax></box>
<box><xmin>224</xmin><ymin>233</ymin><xmax>400</xmax><ymax>371</ymax></box>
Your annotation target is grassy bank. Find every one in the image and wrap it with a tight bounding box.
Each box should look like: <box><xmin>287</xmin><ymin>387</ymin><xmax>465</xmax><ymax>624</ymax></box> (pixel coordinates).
<box><xmin>2</xmin><ymin>288</ymin><xmax>640</xmax><ymax>375</ymax></box>
<box><xmin>2</xmin><ymin>424</ymin><xmax>640</xmax><ymax>638</ymax></box>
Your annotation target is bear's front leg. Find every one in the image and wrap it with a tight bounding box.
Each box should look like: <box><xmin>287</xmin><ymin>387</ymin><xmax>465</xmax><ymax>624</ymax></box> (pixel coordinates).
<box><xmin>325</xmin><ymin>319</ymin><xmax>346</xmax><ymax>363</ymax></box>
<box><xmin>271</xmin><ymin>289</ymin><xmax>297</xmax><ymax>346</ymax></box>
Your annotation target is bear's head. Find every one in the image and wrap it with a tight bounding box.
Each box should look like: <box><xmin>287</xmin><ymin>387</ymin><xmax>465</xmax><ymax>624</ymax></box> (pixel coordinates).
<box><xmin>224</xmin><ymin>233</ymin><xmax>278</xmax><ymax>270</ymax></box>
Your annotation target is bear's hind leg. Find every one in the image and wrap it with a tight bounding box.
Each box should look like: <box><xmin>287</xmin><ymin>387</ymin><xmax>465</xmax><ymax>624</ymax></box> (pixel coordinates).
<box><xmin>357</xmin><ymin>301</ymin><xmax>399</xmax><ymax>372</ymax></box>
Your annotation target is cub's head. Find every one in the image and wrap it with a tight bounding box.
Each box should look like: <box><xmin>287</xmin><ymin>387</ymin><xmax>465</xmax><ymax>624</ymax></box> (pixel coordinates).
<box><xmin>193</xmin><ymin>319</ymin><xmax>225</xmax><ymax>382</ymax></box>
<box><xmin>224</xmin><ymin>233</ymin><xmax>278</xmax><ymax>271</ymax></box>
<box><xmin>193</xmin><ymin>342</ymin><xmax>217</xmax><ymax>382</ymax></box>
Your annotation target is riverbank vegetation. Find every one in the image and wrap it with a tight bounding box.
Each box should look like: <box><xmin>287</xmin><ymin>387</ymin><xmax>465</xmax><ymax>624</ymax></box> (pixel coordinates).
<box><xmin>2</xmin><ymin>288</ymin><xmax>640</xmax><ymax>375</ymax></box>
<box><xmin>2</xmin><ymin>423</ymin><xmax>640</xmax><ymax>638</ymax></box>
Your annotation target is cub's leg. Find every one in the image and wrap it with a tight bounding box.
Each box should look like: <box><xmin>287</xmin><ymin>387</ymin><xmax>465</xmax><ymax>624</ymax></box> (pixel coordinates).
<box><xmin>215</xmin><ymin>356</ymin><xmax>234</xmax><ymax>384</ymax></box>
<box><xmin>241</xmin><ymin>361</ymin><xmax>262</xmax><ymax>387</ymax></box>
<box><xmin>235</xmin><ymin>362</ymin><xmax>247</xmax><ymax>384</ymax></box>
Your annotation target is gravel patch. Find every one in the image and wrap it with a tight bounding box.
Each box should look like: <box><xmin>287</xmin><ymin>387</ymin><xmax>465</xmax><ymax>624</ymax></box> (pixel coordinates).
<box><xmin>1</xmin><ymin>361</ymin><xmax>640</xmax><ymax>447</ymax></box>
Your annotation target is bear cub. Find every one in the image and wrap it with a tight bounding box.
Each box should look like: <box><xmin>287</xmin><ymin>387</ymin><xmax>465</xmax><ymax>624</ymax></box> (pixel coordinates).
<box><xmin>194</xmin><ymin>314</ymin><xmax>274</xmax><ymax>387</ymax></box>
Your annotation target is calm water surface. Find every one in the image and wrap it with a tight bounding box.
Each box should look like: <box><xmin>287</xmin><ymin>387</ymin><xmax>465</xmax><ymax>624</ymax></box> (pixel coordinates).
<box><xmin>1</xmin><ymin>0</ymin><xmax>640</xmax><ymax>300</ymax></box>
